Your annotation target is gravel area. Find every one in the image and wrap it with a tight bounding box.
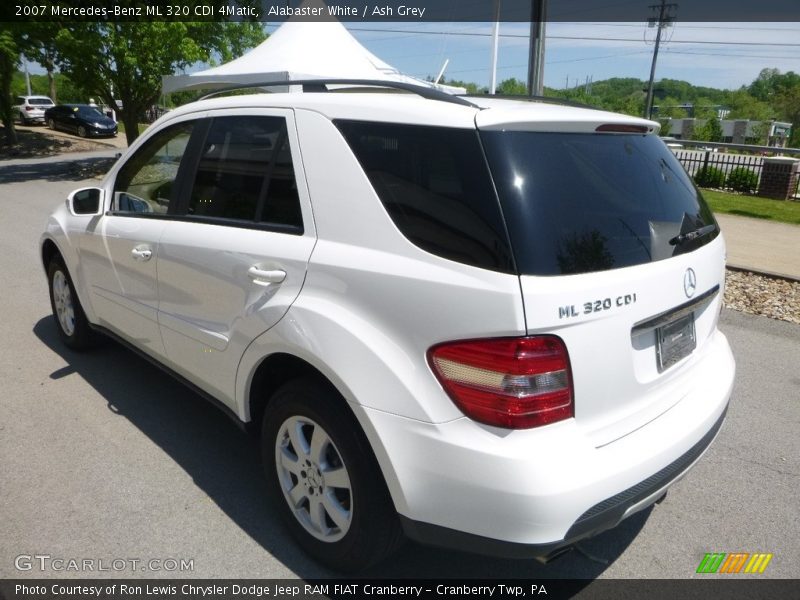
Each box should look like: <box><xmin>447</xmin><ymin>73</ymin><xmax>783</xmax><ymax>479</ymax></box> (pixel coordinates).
<box><xmin>724</xmin><ymin>269</ymin><xmax>800</xmax><ymax>325</ymax></box>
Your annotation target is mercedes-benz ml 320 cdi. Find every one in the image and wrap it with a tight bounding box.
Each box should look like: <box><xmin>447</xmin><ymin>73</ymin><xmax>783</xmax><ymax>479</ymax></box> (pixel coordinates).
<box><xmin>41</xmin><ymin>82</ymin><xmax>735</xmax><ymax>571</ymax></box>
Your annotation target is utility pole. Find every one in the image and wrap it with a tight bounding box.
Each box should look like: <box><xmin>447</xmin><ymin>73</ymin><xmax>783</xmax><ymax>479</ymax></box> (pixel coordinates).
<box><xmin>23</xmin><ymin>57</ymin><xmax>32</xmax><ymax>96</ymax></box>
<box><xmin>643</xmin><ymin>0</ymin><xmax>677</xmax><ymax>120</ymax></box>
<box><xmin>490</xmin><ymin>0</ymin><xmax>501</xmax><ymax>94</ymax></box>
<box><xmin>527</xmin><ymin>0</ymin><xmax>547</xmax><ymax>96</ymax></box>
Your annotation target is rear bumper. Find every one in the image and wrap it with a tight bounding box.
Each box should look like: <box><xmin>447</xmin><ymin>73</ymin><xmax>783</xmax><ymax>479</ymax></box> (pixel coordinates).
<box><xmin>359</xmin><ymin>330</ymin><xmax>735</xmax><ymax>555</ymax></box>
<box><xmin>399</xmin><ymin>405</ymin><xmax>727</xmax><ymax>559</ymax></box>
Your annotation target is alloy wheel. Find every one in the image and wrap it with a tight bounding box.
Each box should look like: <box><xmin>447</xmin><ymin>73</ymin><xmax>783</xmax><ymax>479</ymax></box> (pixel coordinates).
<box><xmin>275</xmin><ymin>415</ymin><xmax>353</xmax><ymax>542</ymax></box>
<box><xmin>52</xmin><ymin>270</ymin><xmax>76</xmax><ymax>337</ymax></box>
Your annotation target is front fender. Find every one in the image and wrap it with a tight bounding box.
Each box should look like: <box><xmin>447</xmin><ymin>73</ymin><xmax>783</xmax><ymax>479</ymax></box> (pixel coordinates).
<box><xmin>40</xmin><ymin>201</ymin><xmax>100</xmax><ymax>324</ymax></box>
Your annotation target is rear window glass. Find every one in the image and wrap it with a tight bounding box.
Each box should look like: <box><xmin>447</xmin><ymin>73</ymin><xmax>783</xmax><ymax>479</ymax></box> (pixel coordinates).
<box><xmin>336</xmin><ymin>120</ymin><xmax>514</xmax><ymax>273</ymax></box>
<box><xmin>29</xmin><ymin>98</ymin><xmax>53</xmax><ymax>105</ymax></box>
<box><xmin>480</xmin><ymin>132</ymin><xmax>719</xmax><ymax>276</ymax></box>
<box><xmin>77</xmin><ymin>106</ymin><xmax>104</xmax><ymax>118</ymax></box>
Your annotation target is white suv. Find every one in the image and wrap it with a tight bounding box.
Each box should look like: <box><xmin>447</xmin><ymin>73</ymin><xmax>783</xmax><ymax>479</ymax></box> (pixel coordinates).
<box><xmin>40</xmin><ymin>81</ymin><xmax>735</xmax><ymax>571</ymax></box>
<box><xmin>14</xmin><ymin>95</ymin><xmax>55</xmax><ymax>125</ymax></box>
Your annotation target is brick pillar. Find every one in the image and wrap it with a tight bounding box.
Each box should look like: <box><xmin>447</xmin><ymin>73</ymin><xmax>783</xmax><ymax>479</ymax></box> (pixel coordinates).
<box><xmin>757</xmin><ymin>157</ymin><xmax>800</xmax><ymax>200</ymax></box>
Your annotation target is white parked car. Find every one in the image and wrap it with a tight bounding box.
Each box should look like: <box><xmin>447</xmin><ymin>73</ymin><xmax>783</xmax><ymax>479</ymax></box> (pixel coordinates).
<box><xmin>40</xmin><ymin>81</ymin><xmax>735</xmax><ymax>571</ymax></box>
<box><xmin>14</xmin><ymin>95</ymin><xmax>55</xmax><ymax>125</ymax></box>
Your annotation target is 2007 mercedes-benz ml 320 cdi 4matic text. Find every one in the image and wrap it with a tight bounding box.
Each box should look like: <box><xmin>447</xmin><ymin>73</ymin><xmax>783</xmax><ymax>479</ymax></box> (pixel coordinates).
<box><xmin>41</xmin><ymin>81</ymin><xmax>735</xmax><ymax>571</ymax></box>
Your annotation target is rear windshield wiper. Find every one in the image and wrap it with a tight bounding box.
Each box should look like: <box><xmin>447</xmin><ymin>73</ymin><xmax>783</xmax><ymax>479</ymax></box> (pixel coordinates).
<box><xmin>669</xmin><ymin>224</ymin><xmax>717</xmax><ymax>246</ymax></box>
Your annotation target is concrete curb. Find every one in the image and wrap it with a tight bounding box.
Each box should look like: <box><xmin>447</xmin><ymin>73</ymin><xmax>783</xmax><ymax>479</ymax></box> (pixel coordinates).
<box><xmin>726</xmin><ymin>263</ymin><xmax>800</xmax><ymax>284</ymax></box>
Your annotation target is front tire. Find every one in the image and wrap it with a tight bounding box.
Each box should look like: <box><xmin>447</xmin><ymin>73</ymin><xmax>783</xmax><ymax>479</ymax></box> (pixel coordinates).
<box><xmin>48</xmin><ymin>118</ymin><xmax>56</xmax><ymax>130</ymax></box>
<box><xmin>262</xmin><ymin>379</ymin><xmax>403</xmax><ymax>572</ymax></box>
<box><xmin>47</xmin><ymin>258</ymin><xmax>94</xmax><ymax>350</ymax></box>
<box><xmin>77</xmin><ymin>125</ymin><xmax>88</xmax><ymax>138</ymax></box>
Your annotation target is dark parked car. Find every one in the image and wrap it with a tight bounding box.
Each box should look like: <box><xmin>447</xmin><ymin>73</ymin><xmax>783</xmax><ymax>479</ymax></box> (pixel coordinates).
<box><xmin>45</xmin><ymin>104</ymin><xmax>118</xmax><ymax>138</ymax></box>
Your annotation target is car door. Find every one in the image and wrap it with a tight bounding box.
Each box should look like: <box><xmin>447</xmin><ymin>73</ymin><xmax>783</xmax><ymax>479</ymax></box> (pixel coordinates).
<box><xmin>155</xmin><ymin>110</ymin><xmax>316</xmax><ymax>407</ymax></box>
<box><xmin>79</xmin><ymin>119</ymin><xmax>198</xmax><ymax>357</ymax></box>
<box><xmin>56</xmin><ymin>106</ymin><xmax>74</xmax><ymax>132</ymax></box>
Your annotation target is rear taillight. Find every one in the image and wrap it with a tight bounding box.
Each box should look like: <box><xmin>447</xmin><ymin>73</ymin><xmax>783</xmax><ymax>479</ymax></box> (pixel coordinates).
<box><xmin>428</xmin><ymin>336</ymin><xmax>574</xmax><ymax>429</ymax></box>
<box><xmin>25</xmin><ymin>106</ymin><xmax>33</xmax><ymax>111</ymax></box>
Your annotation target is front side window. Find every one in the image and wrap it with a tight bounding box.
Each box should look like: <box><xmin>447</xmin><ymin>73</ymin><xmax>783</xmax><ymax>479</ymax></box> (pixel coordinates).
<box><xmin>113</xmin><ymin>121</ymin><xmax>194</xmax><ymax>215</ymax></box>
<box><xmin>184</xmin><ymin>116</ymin><xmax>302</xmax><ymax>231</ymax></box>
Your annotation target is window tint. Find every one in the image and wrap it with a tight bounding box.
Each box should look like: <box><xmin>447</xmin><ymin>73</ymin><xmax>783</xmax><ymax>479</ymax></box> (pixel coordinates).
<box><xmin>113</xmin><ymin>121</ymin><xmax>194</xmax><ymax>215</ymax></box>
<box><xmin>481</xmin><ymin>132</ymin><xmax>719</xmax><ymax>276</ymax></box>
<box><xmin>336</xmin><ymin>120</ymin><xmax>514</xmax><ymax>273</ymax></box>
<box><xmin>77</xmin><ymin>106</ymin><xmax>103</xmax><ymax>118</ymax></box>
<box><xmin>185</xmin><ymin>116</ymin><xmax>302</xmax><ymax>230</ymax></box>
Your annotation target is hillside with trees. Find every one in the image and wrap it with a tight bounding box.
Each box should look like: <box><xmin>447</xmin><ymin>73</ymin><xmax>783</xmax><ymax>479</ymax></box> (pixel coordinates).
<box><xmin>445</xmin><ymin>68</ymin><xmax>799</xmax><ymax>146</ymax></box>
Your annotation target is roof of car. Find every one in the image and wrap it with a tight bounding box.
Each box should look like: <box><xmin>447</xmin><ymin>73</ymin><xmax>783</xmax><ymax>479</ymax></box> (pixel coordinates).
<box><xmin>160</xmin><ymin>89</ymin><xmax>658</xmax><ymax>134</ymax></box>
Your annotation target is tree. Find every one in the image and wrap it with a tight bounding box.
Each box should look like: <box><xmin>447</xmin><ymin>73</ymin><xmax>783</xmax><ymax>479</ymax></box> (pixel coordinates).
<box><xmin>773</xmin><ymin>84</ymin><xmax>800</xmax><ymax>147</ymax></box>
<box><xmin>748</xmin><ymin>68</ymin><xmax>800</xmax><ymax>102</ymax></box>
<box><xmin>22</xmin><ymin>24</ymin><xmax>62</xmax><ymax>102</ymax></box>
<box><xmin>441</xmin><ymin>78</ymin><xmax>484</xmax><ymax>95</ymax></box>
<box><xmin>724</xmin><ymin>89</ymin><xmax>774</xmax><ymax>121</ymax></box>
<box><xmin>0</xmin><ymin>25</ymin><xmax>23</xmax><ymax>145</ymax></box>
<box><xmin>497</xmin><ymin>77</ymin><xmax>527</xmax><ymax>96</ymax></box>
<box><xmin>692</xmin><ymin>116</ymin><xmax>723</xmax><ymax>142</ymax></box>
<box><xmin>53</xmin><ymin>22</ymin><xmax>265</xmax><ymax>145</ymax></box>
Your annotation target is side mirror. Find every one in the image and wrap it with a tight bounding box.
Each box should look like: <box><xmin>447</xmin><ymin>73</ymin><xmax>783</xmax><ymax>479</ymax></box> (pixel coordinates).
<box><xmin>67</xmin><ymin>187</ymin><xmax>104</xmax><ymax>216</ymax></box>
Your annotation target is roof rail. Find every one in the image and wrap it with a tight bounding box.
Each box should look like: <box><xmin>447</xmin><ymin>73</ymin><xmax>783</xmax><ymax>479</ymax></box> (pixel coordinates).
<box><xmin>197</xmin><ymin>79</ymin><xmax>479</xmax><ymax>108</ymax></box>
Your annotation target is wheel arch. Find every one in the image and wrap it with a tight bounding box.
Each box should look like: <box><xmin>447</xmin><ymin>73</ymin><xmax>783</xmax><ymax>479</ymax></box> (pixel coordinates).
<box><xmin>245</xmin><ymin>350</ymin><xmax>407</xmax><ymax>516</ymax></box>
<box><xmin>41</xmin><ymin>237</ymin><xmax>62</xmax><ymax>273</ymax></box>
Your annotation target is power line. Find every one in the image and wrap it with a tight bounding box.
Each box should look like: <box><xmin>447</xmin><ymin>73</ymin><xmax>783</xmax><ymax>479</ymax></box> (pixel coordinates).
<box><xmin>348</xmin><ymin>27</ymin><xmax>800</xmax><ymax>47</ymax></box>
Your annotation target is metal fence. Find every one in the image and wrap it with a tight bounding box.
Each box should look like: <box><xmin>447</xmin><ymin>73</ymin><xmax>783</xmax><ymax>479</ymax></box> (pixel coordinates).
<box><xmin>669</xmin><ymin>141</ymin><xmax>800</xmax><ymax>197</ymax></box>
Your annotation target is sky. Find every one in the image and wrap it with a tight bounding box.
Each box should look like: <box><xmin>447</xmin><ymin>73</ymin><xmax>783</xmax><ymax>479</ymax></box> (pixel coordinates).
<box><xmin>334</xmin><ymin>21</ymin><xmax>800</xmax><ymax>91</ymax></box>
<box><xmin>22</xmin><ymin>21</ymin><xmax>800</xmax><ymax>93</ymax></box>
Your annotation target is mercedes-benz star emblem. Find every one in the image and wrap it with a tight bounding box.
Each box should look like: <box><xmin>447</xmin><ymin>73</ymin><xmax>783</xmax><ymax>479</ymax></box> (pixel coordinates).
<box><xmin>684</xmin><ymin>268</ymin><xmax>697</xmax><ymax>298</ymax></box>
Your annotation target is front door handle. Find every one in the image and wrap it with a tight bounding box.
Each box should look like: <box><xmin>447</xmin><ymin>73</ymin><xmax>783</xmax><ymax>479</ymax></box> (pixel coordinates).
<box><xmin>248</xmin><ymin>266</ymin><xmax>286</xmax><ymax>286</ymax></box>
<box><xmin>131</xmin><ymin>245</ymin><xmax>152</xmax><ymax>261</ymax></box>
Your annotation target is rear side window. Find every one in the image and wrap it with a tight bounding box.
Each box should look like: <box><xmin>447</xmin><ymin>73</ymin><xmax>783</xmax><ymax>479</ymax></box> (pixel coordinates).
<box><xmin>336</xmin><ymin>120</ymin><xmax>514</xmax><ymax>273</ymax></box>
<box><xmin>481</xmin><ymin>132</ymin><xmax>719</xmax><ymax>276</ymax></box>
<box><xmin>185</xmin><ymin>116</ymin><xmax>302</xmax><ymax>231</ymax></box>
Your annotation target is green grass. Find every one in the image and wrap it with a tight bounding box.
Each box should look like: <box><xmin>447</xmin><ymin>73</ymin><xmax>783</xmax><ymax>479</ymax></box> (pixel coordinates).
<box><xmin>115</xmin><ymin>122</ymin><xmax>148</xmax><ymax>135</ymax></box>
<box><xmin>701</xmin><ymin>190</ymin><xmax>800</xmax><ymax>225</ymax></box>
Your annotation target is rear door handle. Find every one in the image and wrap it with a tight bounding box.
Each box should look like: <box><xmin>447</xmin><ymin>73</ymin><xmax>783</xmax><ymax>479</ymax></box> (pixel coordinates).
<box><xmin>248</xmin><ymin>266</ymin><xmax>286</xmax><ymax>286</ymax></box>
<box><xmin>131</xmin><ymin>245</ymin><xmax>153</xmax><ymax>261</ymax></box>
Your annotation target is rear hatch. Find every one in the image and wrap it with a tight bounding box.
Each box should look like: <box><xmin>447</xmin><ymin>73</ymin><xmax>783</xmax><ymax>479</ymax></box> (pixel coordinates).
<box><xmin>477</xmin><ymin>106</ymin><xmax>725</xmax><ymax>445</ymax></box>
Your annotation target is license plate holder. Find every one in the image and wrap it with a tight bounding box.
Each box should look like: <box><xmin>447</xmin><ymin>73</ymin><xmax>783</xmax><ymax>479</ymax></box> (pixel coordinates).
<box><xmin>656</xmin><ymin>313</ymin><xmax>696</xmax><ymax>372</ymax></box>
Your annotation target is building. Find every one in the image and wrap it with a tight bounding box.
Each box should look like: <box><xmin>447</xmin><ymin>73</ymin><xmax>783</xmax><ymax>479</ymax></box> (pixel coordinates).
<box><xmin>664</xmin><ymin>118</ymin><xmax>792</xmax><ymax>147</ymax></box>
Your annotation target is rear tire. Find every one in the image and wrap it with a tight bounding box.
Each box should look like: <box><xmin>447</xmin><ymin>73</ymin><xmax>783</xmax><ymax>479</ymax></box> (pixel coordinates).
<box><xmin>48</xmin><ymin>118</ymin><xmax>55</xmax><ymax>130</ymax></box>
<box><xmin>262</xmin><ymin>379</ymin><xmax>403</xmax><ymax>572</ymax></box>
<box><xmin>47</xmin><ymin>257</ymin><xmax>95</xmax><ymax>350</ymax></box>
<box><xmin>77</xmin><ymin>125</ymin><xmax>87</xmax><ymax>138</ymax></box>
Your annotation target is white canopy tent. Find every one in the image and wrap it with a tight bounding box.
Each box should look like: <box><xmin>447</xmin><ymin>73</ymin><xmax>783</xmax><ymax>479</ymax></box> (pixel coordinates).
<box><xmin>162</xmin><ymin>12</ymin><xmax>465</xmax><ymax>95</ymax></box>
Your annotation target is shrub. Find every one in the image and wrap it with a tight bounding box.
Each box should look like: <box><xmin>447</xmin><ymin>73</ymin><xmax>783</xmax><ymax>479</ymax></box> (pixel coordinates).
<box><xmin>726</xmin><ymin>167</ymin><xmax>759</xmax><ymax>194</ymax></box>
<box><xmin>694</xmin><ymin>166</ymin><xmax>726</xmax><ymax>188</ymax></box>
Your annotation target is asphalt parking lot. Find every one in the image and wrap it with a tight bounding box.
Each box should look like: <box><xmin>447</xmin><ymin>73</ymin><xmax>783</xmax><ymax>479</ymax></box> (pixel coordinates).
<box><xmin>1</xmin><ymin>152</ymin><xmax>798</xmax><ymax>582</ymax></box>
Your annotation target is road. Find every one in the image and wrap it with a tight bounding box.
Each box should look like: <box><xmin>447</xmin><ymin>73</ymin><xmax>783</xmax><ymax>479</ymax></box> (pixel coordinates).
<box><xmin>1</xmin><ymin>153</ymin><xmax>798</xmax><ymax>583</ymax></box>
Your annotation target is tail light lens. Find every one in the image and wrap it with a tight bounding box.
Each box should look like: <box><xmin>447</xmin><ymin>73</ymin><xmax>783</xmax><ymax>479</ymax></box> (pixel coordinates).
<box><xmin>25</xmin><ymin>106</ymin><xmax>33</xmax><ymax>111</ymax></box>
<box><xmin>428</xmin><ymin>336</ymin><xmax>574</xmax><ymax>429</ymax></box>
